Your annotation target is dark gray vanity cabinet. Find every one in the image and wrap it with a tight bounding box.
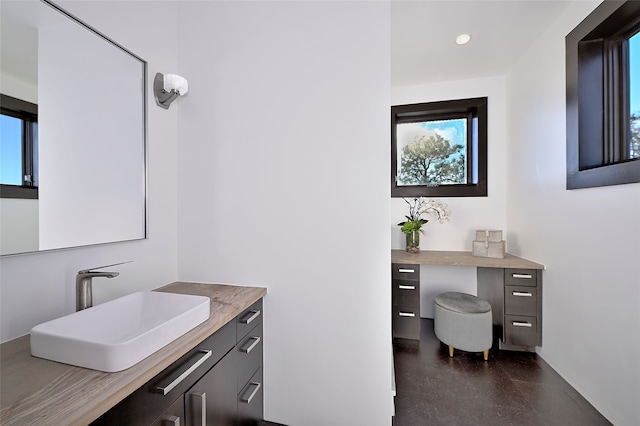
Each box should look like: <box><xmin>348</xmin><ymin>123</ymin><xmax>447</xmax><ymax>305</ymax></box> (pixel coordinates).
<box><xmin>185</xmin><ymin>342</ymin><xmax>238</xmax><ymax>425</ymax></box>
<box><xmin>181</xmin><ymin>298</ymin><xmax>263</xmax><ymax>426</ymax></box>
<box><xmin>92</xmin><ymin>299</ymin><xmax>264</xmax><ymax>426</ymax></box>
<box><xmin>392</xmin><ymin>263</ymin><xmax>421</xmax><ymax>340</ymax></box>
<box><xmin>236</xmin><ymin>299</ymin><xmax>264</xmax><ymax>425</ymax></box>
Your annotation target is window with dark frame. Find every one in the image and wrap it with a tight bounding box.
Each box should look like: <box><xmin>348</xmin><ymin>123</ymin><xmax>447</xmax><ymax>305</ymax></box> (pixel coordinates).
<box><xmin>391</xmin><ymin>97</ymin><xmax>487</xmax><ymax>197</ymax></box>
<box><xmin>566</xmin><ymin>0</ymin><xmax>640</xmax><ymax>189</ymax></box>
<box><xmin>0</xmin><ymin>94</ymin><xmax>39</xmax><ymax>199</ymax></box>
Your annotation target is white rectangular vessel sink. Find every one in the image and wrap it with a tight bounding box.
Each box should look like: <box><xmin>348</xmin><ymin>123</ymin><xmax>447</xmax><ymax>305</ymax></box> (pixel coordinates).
<box><xmin>31</xmin><ymin>291</ymin><xmax>210</xmax><ymax>372</ymax></box>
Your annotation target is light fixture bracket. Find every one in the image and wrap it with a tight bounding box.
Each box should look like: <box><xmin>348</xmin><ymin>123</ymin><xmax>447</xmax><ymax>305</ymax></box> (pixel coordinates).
<box><xmin>154</xmin><ymin>72</ymin><xmax>187</xmax><ymax>109</ymax></box>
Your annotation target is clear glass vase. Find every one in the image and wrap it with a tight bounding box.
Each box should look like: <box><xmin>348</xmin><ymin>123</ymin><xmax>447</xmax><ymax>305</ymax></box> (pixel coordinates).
<box><xmin>405</xmin><ymin>230</ymin><xmax>420</xmax><ymax>253</ymax></box>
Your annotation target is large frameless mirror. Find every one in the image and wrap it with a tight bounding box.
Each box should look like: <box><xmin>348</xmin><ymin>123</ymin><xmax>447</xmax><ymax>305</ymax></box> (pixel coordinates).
<box><xmin>0</xmin><ymin>0</ymin><xmax>147</xmax><ymax>255</ymax></box>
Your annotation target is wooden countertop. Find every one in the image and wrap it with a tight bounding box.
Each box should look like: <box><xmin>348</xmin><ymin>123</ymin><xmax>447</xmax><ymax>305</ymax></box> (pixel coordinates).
<box><xmin>392</xmin><ymin>249</ymin><xmax>545</xmax><ymax>270</ymax></box>
<box><xmin>0</xmin><ymin>282</ymin><xmax>267</xmax><ymax>426</ymax></box>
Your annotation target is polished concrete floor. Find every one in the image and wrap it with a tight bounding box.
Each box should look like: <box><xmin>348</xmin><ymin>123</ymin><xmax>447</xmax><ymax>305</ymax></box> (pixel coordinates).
<box><xmin>393</xmin><ymin>318</ymin><xmax>611</xmax><ymax>426</ymax></box>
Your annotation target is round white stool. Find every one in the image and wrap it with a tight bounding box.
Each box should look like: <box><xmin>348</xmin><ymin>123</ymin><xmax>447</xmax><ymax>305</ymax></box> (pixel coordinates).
<box><xmin>434</xmin><ymin>292</ymin><xmax>492</xmax><ymax>361</ymax></box>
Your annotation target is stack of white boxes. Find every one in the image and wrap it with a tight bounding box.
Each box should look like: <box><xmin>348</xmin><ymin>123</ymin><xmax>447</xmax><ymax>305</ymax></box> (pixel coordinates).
<box><xmin>472</xmin><ymin>230</ymin><xmax>505</xmax><ymax>258</ymax></box>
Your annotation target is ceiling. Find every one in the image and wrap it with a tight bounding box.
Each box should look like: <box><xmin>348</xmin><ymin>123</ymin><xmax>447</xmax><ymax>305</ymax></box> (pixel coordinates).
<box><xmin>3</xmin><ymin>1</ymin><xmax>574</xmax><ymax>91</ymax></box>
<box><xmin>391</xmin><ymin>0</ymin><xmax>574</xmax><ymax>87</ymax></box>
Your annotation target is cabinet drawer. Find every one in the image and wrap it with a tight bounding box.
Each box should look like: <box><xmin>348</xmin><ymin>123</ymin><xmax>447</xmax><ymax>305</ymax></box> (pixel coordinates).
<box><xmin>392</xmin><ymin>263</ymin><xmax>419</xmax><ymax>280</ymax></box>
<box><xmin>505</xmin><ymin>269</ymin><xmax>538</xmax><ymax>287</ymax></box>
<box><xmin>238</xmin><ymin>367</ymin><xmax>264</xmax><ymax>425</ymax></box>
<box><xmin>504</xmin><ymin>315</ymin><xmax>537</xmax><ymax>347</ymax></box>
<box><xmin>237</xmin><ymin>322</ymin><xmax>263</xmax><ymax>392</ymax></box>
<box><xmin>392</xmin><ymin>305</ymin><xmax>420</xmax><ymax>340</ymax></box>
<box><xmin>505</xmin><ymin>285</ymin><xmax>537</xmax><ymax>316</ymax></box>
<box><xmin>237</xmin><ymin>299</ymin><xmax>263</xmax><ymax>342</ymax></box>
<box><xmin>392</xmin><ymin>279</ymin><xmax>420</xmax><ymax>307</ymax></box>
<box><xmin>149</xmin><ymin>395</ymin><xmax>183</xmax><ymax>426</ymax></box>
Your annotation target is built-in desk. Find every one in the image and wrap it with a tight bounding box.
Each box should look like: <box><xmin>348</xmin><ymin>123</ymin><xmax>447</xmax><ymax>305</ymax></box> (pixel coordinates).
<box><xmin>391</xmin><ymin>250</ymin><xmax>544</xmax><ymax>351</ymax></box>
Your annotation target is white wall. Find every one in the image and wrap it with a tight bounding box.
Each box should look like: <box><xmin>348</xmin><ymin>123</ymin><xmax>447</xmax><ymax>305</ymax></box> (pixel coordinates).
<box><xmin>0</xmin><ymin>198</ymin><xmax>38</xmax><ymax>254</ymax></box>
<box><xmin>0</xmin><ymin>74</ymin><xmax>37</xmax><ymax>104</ymax></box>
<box><xmin>391</xmin><ymin>76</ymin><xmax>508</xmax><ymax>317</ymax></box>
<box><xmin>176</xmin><ymin>1</ymin><xmax>392</xmax><ymax>424</ymax></box>
<box><xmin>506</xmin><ymin>1</ymin><xmax>640</xmax><ymax>425</ymax></box>
<box><xmin>0</xmin><ymin>1</ymin><xmax>180</xmax><ymax>342</ymax></box>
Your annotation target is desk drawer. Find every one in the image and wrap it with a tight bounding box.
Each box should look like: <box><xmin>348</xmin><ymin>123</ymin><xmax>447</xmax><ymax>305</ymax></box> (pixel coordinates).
<box><xmin>505</xmin><ymin>269</ymin><xmax>537</xmax><ymax>287</ymax></box>
<box><xmin>505</xmin><ymin>285</ymin><xmax>537</xmax><ymax>316</ymax></box>
<box><xmin>392</xmin><ymin>305</ymin><xmax>420</xmax><ymax>340</ymax></box>
<box><xmin>504</xmin><ymin>315</ymin><xmax>537</xmax><ymax>347</ymax></box>
<box><xmin>392</xmin><ymin>263</ymin><xmax>419</xmax><ymax>280</ymax></box>
<box><xmin>393</xmin><ymin>279</ymin><xmax>420</xmax><ymax>307</ymax></box>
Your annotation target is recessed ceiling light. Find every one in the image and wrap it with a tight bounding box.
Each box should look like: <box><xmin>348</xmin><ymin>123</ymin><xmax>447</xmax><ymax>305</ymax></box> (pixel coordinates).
<box><xmin>455</xmin><ymin>33</ymin><xmax>471</xmax><ymax>45</ymax></box>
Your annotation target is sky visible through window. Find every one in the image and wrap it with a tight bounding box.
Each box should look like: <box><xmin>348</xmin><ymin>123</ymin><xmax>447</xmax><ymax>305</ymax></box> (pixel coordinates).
<box><xmin>631</xmin><ymin>31</ymin><xmax>639</xmax><ymax>115</ymax></box>
<box><xmin>418</xmin><ymin>119</ymin><xmax>466</xmax><ymax>148</ymax></box>
<box><xmin>0</xmin><ymin>115</ymin><xmax>23</xmax><ymax>185</ymax></box>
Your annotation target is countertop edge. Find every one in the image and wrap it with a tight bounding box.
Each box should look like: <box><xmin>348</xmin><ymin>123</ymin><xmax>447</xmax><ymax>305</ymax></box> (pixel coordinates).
<box><xmin>391</xmin><ymin>249</ymin><xmax>545</xmax><ymax>270</ymax></box>
<box><xmin>0</xmin><ymin>282</ymin><xmax>267</xmax><ymax>426</ymax></box>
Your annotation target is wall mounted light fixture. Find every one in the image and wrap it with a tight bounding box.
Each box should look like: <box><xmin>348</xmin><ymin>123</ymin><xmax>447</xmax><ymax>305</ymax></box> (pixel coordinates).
<box><xmin>154</xmin><ymin>72</ymin><xmax>189</xmax><ymax>109</ymax></box>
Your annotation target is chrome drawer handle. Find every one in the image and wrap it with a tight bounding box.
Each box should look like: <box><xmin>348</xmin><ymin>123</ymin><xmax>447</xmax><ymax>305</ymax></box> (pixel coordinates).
<box><xmin>156</xmin><ymin>350</ymin><xmax>212</xmax><ymax>395</ymax></box>
<box><xmin>512</xmin><ymin>321</ymin><xmax>533</xmax><ymax>327</ymax></box>
<box><xmin>512</xmin><ymin>292</ymin><xmax>532</xmax><ymax>297</ymax></box>
<box><xmin>512</xmin><ymin>273</ymin><xmax>533</xmax><ymax>279</ymax></box>
<box><xmin>240</xmin><ymin>382</ymin><xmax>261</xmax><ymax>404</ymax></box>
<box><xmin>240</xmin><ymin>309</ymin><xmax>261</xmax><ymax>325</ymax></box>
<box><xmin>398</xmin><ymin>285</ymin><xmax>415</xmax><ymax>290</ymax></box>
<box><xmin>399</xmin><ymin>312</ymin><xmax>415</xmax><ymax>317</ymax></box>
<box><xmin>163</xmin><ymin>415</ymin><xmax>180</xmax><ymax>426</ymax></box>
<box><xmin>398</xmin><ymin>268</ymin><xmax>415</xmax><ymax>273</ymax></box>
<box><xmin>241</xmin><ymin>336</ymin><xmax>261</xmax><ymax>354</ymax></box>
<box><xmin>191</xmin><ymin>392</ymin><xmax>206</xmax><ymax>426</ymax></box>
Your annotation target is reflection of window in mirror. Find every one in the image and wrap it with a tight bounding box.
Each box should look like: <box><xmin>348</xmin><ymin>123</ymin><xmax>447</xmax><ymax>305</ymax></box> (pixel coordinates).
<box><xmin>632</xmin><ymin>32</ymin><xmax>639</xmax><ymax>161</ymax></box>
<box><xmin>565</xmin><ymin>0</ymin><xmax>640</xmax><ymax>189</ymax></box>
<box><xmin>391</xmin><ymin>97</ymin><xmax>487</xmax><ymax>197</ymax></box>
<box><xmin>0</xmin><ymin>94</ymin><xmax>38</xmax><ymax>199</ymax></box>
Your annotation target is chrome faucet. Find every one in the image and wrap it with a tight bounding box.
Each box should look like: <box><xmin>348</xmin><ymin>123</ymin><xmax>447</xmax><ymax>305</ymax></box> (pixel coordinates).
<box><xmin>75</xmin><ymin>262</ymin><xmax>127</xmax><ymax>311</ymax></box>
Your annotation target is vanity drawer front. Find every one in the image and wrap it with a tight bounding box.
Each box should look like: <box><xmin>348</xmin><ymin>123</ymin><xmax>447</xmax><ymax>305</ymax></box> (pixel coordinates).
<box><xmin>392</xmin><ymin>263</ymin><xmax>420</xmax><ymax>280</ymax></box>
<box><xmin>149</xmin><ymin>395</ymin><xmax>184</xmax><ymax>426</ymax></box>
<box><xmin>505</xmin><ymin>286</ymin><xmax>537</xmax><ymax>316</ymax></box>
<box><xmin>505</xmin><ymin>269</ymin><xmax>538</xmax><ymax>287</ymax></box>
<box><xmin>504</xmin><ymin>315</ymin><xmax>537</xmax><ymax>347</ymax></box>
<box><xmin>238</xmin><ymin>367</ymin><xmax>263</xmax><ymax>425</ymax></box>
<box><xmin>393</xmin><ymin>279</ymin><xmax>420</xmax><ymax>307</ymax></box>
<box><xmin>237</xmin><ymin>322</ymin><xmax>263</xmax><ymax>392</ymax></box>
<box><xmin>392</xmin><ymin>305</ymin><xmax>420</xmax><ymax>340</ymax></box>
<box><xmin>237</xmin><ymin>299</ymin><xmax>263</xmax><ymax>342</ymax></box>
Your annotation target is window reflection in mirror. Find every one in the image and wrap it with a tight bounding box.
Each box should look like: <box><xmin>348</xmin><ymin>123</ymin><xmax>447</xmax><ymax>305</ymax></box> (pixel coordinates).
<box><xmin>630</xmin><ymin>31</ymin><xmax>639</xmax><ymax>160</ymax></box>
<box><xmin>1</xmin><ymin>95</ymin><xmax>38</xmax><ymax>189</ymax></box>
